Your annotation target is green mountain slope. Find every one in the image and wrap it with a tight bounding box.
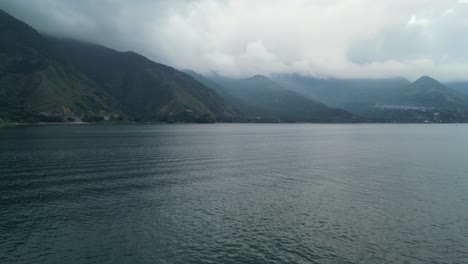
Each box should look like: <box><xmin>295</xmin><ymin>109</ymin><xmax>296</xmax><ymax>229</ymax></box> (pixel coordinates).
<box><xmin>272</xmin><ymin>74</ymin><xmax>411</xmax><ymax>112</ymax></box>
<box><xmin>405</xmin><ymin>76</ymin><xmax>468</xmax><ymax>109</ymax></box>
<box><xmin>445</xmin><ymin>82</ymin><xmax>468</xmax><ymax>95</ymax></box>
<box><xmin>49</xmin><ymin>38</ymin><xmax>235</xmax><ymax>122</ymax></box>
<box><xmin>4</xmin><ymin>8</ymin><xmax>465</xmax><ymax>124</ymax></box>
<box><xmin>0</xmin><ymin>9</ymin><xmax>122</xmax><ymax>122</ymax></box>
<box><xmin>211</xmin><ymin>75</ymin><xmax>356</xmax><ymax>122</ymax></box>
<box><xmin>183</xmin><ymin>70</ymin><xmax>257</xmax><ymax>120</ymax></box>
<box><xmin>273</xmin><ymin>74</ymin><xmax>468</xmax><ymax>122</ymax></box>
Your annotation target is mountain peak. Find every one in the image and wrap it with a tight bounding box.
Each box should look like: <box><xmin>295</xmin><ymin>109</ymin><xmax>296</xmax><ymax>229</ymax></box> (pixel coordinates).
<box><xmin>414</xmin><ymin>75</ymin><xmax>440</xmax><ymax>85</ymax></box>
<box><xmin>248</xmin><ymin>74</ymin><xmax>271</xmax><ymax>81</ymax></box>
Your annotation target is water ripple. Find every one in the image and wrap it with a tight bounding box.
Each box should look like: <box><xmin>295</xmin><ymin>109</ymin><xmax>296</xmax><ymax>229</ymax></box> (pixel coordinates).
<box><xmin>1</xmin><ymin>124</ymin><xmax>468</xmax><ymax>264</ymax></box>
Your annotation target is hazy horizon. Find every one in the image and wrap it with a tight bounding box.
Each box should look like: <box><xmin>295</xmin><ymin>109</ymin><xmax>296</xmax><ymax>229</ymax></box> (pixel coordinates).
<box><xmin>2</xmin><ymin>0</ymin><xmax>468</xmax><ymax>82</ymax></box>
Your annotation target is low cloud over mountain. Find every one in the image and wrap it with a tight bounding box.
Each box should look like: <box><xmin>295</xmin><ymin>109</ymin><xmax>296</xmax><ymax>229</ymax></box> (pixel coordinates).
<box><xmin>2</xmin><ymin>0</ymin><xmax>468</xmax><ymax>81</ymax></box>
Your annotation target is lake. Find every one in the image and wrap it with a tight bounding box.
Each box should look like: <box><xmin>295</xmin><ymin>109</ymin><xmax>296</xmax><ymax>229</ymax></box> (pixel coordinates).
<box><xmin>1</xmin><ymin>124</ymin><xmax>467</xmax><ymax>264</ymax></box>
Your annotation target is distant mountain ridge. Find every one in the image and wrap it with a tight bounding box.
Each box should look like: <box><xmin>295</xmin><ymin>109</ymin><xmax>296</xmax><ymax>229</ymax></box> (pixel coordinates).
<box><xmin>0</xmin><ymin>8</ymin><xmax>356</xmax><ymax>124</ymax></box>
<box><xmin>272</xmin><ymin>73</ymin><xmax>468</xmax><ymax>122</ymax></box>
<box><xmin>2</xmin><ymin>8</ymin><xmax>468</xmax><ymax>124</ymax></box>
<box><xmin>207</xmin><ymin>74</ymin><xmax>357</xmax><ymax>122</ymax></box>
<box><xmin>405</xmin><ymin>76</ymin><xmax>468</xmax><ymax>109</ymax></box>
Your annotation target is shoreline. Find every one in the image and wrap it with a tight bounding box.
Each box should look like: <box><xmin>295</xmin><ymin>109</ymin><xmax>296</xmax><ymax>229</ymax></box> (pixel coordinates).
<box><xmin>2</xmin><ymin>121</ymin><xmax>467</xmax><ymax>128</ymax></box>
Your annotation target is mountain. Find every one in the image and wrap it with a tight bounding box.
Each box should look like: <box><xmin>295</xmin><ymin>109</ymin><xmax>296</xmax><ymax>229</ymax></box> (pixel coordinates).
<box><xmin>3</xmin><ymin>8</ymin><xmax>467</xmax><ymax>124</ymax></box>
<box><xmin>183</xmin><ymin>70</ymin><xmax>262</xmax><ymax>121</ymax></box>
<box><xmin>0</xmin><ymin>9</ymin><xmax>235</xmax><ymax>123</ymax></box>
<box><xmin>49</xmin><ymin>38</ymin><xmax>235</xmax><ymax>122</ymax></box>
<box><xmin>404</xmin><ymin>76</ymin><xmax>468</xmax><ymax>109</ymax></box>
<box><xmin>210</xmin><ymin>74</ymin><xmax>357</xmax><ymax>122</ymax></box>
<box><xmin>0</xmin><ymin>9</ymin><xmax>122</xmax><ymax>122</ymax></box>
<box><xmin>272</xmin><ymin>74</ymin><xmax>411</xmax><ymax>112</ymax></box>
<box><xmin>273</xmin><ymin>74</ymin><xmax>468</xmax><ymax>122</ymax></box>
<box><xmin>445</xmin><ymin>82</ymin><xmax>468</xmax><ymax>95</ymax></box>
<box><xmin>183</xmin><ymin>70</ymin><xmax>244</xmax><ymax>114</ymax></box>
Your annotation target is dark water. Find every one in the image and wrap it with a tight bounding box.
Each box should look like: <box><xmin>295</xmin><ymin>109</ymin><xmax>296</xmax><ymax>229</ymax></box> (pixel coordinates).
<box><xmin>1</xmin><ymin>124</ymin><xmax>468</xmax><ymax>264</ymax></box>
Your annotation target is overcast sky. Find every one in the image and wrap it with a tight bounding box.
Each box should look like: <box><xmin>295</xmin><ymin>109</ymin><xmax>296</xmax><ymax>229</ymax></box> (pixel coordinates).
<box><xmin>1</xmin><ymin>0</ymin><xmax>468</xmax><ymax>81</ymax></box>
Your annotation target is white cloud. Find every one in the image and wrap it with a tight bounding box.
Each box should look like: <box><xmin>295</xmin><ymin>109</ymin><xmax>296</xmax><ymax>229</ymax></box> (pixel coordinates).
<box><xmin>408</xmin><ymin>15</ymin><xmax>431</xmax><ymax>25</ymax></box>
<box><xmin>1</xmin><ymin>0</ymin><xmax>467</xmax><ymax>81</ymax></box>
<box><xmin>443</xmin><ymin>8</ymin><xmax>455</xmax><ymax>16</ymax></box>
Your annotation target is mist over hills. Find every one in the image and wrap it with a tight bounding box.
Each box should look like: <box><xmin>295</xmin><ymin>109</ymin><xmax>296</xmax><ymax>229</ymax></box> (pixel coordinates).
<box><xmin>49</xmin><ymin>38</ymin><xmax>236</xmax><ymax>123</ymax></box>
<box><xmin>2</xmin><ymin>8</ymin><xmax>468</xmax><ymax>124</ymax></box>
<box><xmin>186</xmin><ymin>71</ymin><xmax>358</xmax><ymax>122</ymax></box>
<box><xmin>445</xmin><ymin>82</ymin><xmax>468</xmax><ymax>96</ymax></box>
<box><xmin>0</xmin><ymin>9</ymin><xmax>235</xmax><ymax>123</ymax></box>
<box><xmin>209</xmin><ymin>75</ymin><xmax>356</xmax><ymax>122</ymax></box>
<box><xmin>0</xmin><ymin>9</ymin><xmax>122</xmax><ymax>122</ymax></box>
<box><xmin>406</xmin><ymin>76</ymin><xmax>468</xmax><ymax>109</ymax></box>
<box><xmin>272</xmin><ymin>74</ymin><xmax>468</xmax><ymax>122</ymax></box>
<box><xmin>0</xmin><ymin>9</ymin><xmax>357</xmax><ymax>123</ymax></box>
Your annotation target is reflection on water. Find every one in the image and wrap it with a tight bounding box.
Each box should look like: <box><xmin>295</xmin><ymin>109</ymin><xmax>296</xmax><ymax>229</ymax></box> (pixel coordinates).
<box><xmin>1</xmin><ymin>124</ymin><xmax>468</xmax><ymax>263</ymax></box>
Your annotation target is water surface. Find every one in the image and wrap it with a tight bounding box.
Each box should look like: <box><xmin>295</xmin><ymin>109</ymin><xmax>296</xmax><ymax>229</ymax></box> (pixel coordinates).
<box><xmin>1</xmin><ymin>124</ymin><xmax>467</xmax><ymax>263</ymax></box>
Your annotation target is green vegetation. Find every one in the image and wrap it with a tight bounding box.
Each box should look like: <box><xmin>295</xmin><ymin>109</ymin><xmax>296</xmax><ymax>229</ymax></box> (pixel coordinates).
<box><xmin>405</xmin><ymin>76</ymin><xmax>468</xmax><ymax>109</ymax></box>
<box><xmin>0</xmin><ymin>9</ymin><xmax>234</xmax><ymax>124</ymax></box>
<box><xmin>2</xmin><ymin>8</ymin><xmax>468</xmax><ymax>124</ymax></box>
<box><xmin>211</xmin><ymin>75</ymin><xmax>357</xmax><ymax>122</ymax></box>
<box><xmin>50</xmin><ymin>38</ymin><xmax>235</xmax><ymax>123</ymax></box>
<box><xmin>273</xmin><ymin>74</ymin><xmax>468</xmax><ymax>122</ymax></box>
<box><xmin>0</xmin><ymin>9</ymin><xmax>122</xmax><ymax>123</ymax></box>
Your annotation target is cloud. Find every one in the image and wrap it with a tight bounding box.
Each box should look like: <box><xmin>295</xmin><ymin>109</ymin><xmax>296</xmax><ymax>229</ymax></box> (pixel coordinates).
<box><xmin>1</xmin><ymin>0</ymin><xmax>467</xmax><ymax>81</ymax></box>
<box><xmin>407</xmin><ymin>15</ymin><xmax>430</xmax><ymax>25</ymax></box>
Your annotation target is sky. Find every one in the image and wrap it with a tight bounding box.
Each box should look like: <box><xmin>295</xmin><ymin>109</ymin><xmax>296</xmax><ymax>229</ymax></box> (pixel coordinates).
<box><xmin>1</xmin><ymin>0</ymin><xmax>468</xmax><ymax>81</ymax></box>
